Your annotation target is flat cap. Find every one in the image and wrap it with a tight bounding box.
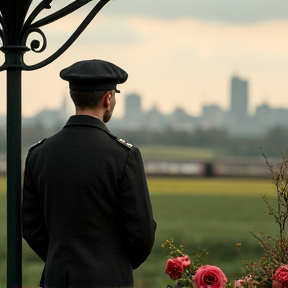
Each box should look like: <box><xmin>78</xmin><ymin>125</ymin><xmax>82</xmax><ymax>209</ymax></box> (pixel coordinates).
<box><xmin>60</xmin><ymin>59</ymin><xmax>128</xmax><ymax>91</ymax></box>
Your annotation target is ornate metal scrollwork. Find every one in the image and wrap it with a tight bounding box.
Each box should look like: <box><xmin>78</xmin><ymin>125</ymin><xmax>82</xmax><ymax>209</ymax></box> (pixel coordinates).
<box><xmin>22</xmin><ymin>27</ymin><xmax>47</xmax><ymax>53</ymax></box>
<box><xmin>0</xmin><ymin>0</ymin><xmax>110</xmax><ymax>71</ymax></box>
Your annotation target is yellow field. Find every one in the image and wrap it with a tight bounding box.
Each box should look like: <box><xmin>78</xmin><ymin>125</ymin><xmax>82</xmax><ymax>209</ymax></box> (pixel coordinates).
<box><xmin>0</xmin><ymin>177</ymin><xmax>5</xmax><ymax>194</ymax></box>
<box><xmin>0</xmin><ymin>176</ymin><xmax>276</xmax><ymax>197</ymax></box>
<box><xmin>147</xmin><ymin>177</ymin><xmax>276</xmax><ymax>196</ymax></box>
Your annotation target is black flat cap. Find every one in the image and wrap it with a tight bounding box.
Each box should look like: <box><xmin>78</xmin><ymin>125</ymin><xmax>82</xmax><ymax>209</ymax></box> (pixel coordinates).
<box><xmin>60</xmin><ymin>59</ymin><xmax>128</xmax><ymax>91</ymax></box>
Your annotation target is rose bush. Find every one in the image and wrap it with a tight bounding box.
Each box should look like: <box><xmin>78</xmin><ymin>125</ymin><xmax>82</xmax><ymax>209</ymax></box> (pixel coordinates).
<box><xmin>177</xmin><ymin>255</ymin><xmax>191</xmax><ymax>268</ymax></box>
<box><xmin>165</xmin><ymin>255</ymin><xmax>190</xmax><ymax>280</ymax></box>
<box><xmin>273</xmin><ymin>265</ymin><xmax>288</xmax><ymax>288</ymax></box>
<box><xmin>193</xmin><ymin>265</ymin><xmax>228</xmax><ymax>288</ymax></box>
<box><xmin>165</xmin><ymin>258</ymin><xmax>185</xmax><ymax>280</ymax></box>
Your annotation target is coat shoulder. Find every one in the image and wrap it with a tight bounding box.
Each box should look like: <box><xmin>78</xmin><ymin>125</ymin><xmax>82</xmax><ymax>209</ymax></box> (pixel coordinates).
<box><xmin>115</xmin><ymin>137</ymin><xmax>134</xmax><ymax>149</ymax></box>
<box><xmin>105</xmin><ymin>132</ymin><xmax>133</xmax><ymax>150</ymax></box>
<box><xmin>29</xmin><ymin>139</ymin><xmax>46</xmax><ymax>152</ymax></box>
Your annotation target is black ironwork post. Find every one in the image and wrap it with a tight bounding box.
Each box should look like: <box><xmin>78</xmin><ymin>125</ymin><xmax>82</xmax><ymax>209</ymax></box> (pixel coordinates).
<box><xmin>5</xmin><ymin>48</ymin><xmax>27</xmax><ymax>288</ymax></box>
<box><xmin>0</xmin><ymin>1</ymin><xmax>110</xmax><ymax>287</ymax></box>
<box><xmin>1</xmin><ymin>45</ymin><xmax>30</xmax><ymax>288</ymax></box>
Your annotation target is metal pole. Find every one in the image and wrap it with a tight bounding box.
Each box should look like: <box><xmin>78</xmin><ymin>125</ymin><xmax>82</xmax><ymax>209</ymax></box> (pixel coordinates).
<box><xmin>6</xmin><ymin>66</ymin><xmax>22</xmax><ymax>288</ymax></box>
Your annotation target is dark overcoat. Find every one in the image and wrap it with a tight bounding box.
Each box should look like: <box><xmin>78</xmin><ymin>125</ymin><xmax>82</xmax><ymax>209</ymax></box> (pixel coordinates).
<box><xmin>22</xmin><ymin>115</ymin><xmax>156</xmax><ymax>288</ymax></box>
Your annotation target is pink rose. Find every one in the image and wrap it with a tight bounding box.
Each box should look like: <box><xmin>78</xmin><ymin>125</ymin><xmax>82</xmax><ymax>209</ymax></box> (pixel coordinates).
<box><xmin>234</xmin><ymin>276</ymin><xmax>253</xmax><ymax>288</ymax></box>
<box><xmin>273</xmin><ymin>280</ymin><xmax>282</xmax><ymax>288</ymax></box>
<box><xmin>165</xmin><ymin>258</ymin><xmax>185</xmax><ymax>280</ymax></box>
<box><xmin>193</xmin><ymin>265</ymin><xmax>228</xmax><ymax>288</ymax></box>
<box><xmin>273</xmin><ymin>265</ymin><xmax>288</xmax><ymax>288</ymax></box>
<box><xmin>234</xmin><ymin>279</ymin><xmax>246</xmax><ymax>288</ymax></box>
<box><xmin>176</xmin><ymin>255</ymin><xmax>191</xmax><ymax>268</ymax></box>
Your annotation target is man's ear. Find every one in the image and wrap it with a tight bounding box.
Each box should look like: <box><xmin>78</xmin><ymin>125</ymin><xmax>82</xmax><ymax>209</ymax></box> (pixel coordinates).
<box><xmin>102</xmin><ymin>91</ymin><xmax>111</xmax><ymax>108</ymax></box>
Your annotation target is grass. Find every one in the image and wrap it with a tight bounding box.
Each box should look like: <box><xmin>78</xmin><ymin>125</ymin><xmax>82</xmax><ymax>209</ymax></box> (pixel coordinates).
<box><xmin>134</xmin><ymin>192</ymin><xmax>278</xmax><ymax>288</ymax></box>
<box><xmin>147</xmin><ymin>177</ymin><xmax>275</xmax><ymax>196</ymax></box>
<box><xmin>0</xmin><ymin>177</ymin><xmax>6</xmax><ymax>287</ymax></box>
<box><xmin>0</xmin><ymin>177</ymin><xmax>5</xmax><ymax>194</ymax></box>
<box><xmin>0</xmin><ymin>176</ymin><xmax>280</xmax><ymax>288</ymax></box>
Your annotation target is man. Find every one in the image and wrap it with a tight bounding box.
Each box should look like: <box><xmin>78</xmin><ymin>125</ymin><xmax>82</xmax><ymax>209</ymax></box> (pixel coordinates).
<box><xmin>22</xmin><ymin>59</ymin><xmax>157</xmax><ymax>288</ymax></box>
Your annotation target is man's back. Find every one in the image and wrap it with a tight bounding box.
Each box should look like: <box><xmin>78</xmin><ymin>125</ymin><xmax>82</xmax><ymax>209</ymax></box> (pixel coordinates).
<box><xmin>22</xmin><ymin>115</ymin><xmax>156</xmax><ymax>288</ymax></box>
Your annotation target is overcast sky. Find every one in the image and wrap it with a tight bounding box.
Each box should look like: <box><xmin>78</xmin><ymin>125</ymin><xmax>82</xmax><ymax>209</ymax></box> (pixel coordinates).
<box><xmin>1</xmin><ymin>0</ymin><xmax>288</xmax><ymax>118</ymax></box>
<box><xmin>104</xmin><ymin>0</ymin><xmax>288</xmax><ymax>23</ymax></box>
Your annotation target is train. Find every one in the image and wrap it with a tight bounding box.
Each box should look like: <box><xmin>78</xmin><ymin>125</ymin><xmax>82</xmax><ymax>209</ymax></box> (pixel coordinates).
<box><xmin>143</xmin><ymin>158</ymin><xmax>272</xmax><ymax>178</ymax></box>
<box><xmin>0</xmin><ymin>155</ymin><xmax>274</xmax><ymax>178</ymax></box>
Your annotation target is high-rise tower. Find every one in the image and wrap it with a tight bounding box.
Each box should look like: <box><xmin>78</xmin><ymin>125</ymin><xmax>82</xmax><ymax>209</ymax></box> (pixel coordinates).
<box><xmin>230</xmin><ymin>76</ymin><xmax>249</xmax><ymax>120</ymax></box>
<box><xmin>124</xmin><ymin>93</ymin><xmax>142</xmax><ymax>121</ymax></box>
<box><xmin>227</xmin><ymin>76</ymin><xmax>250</xmax><ymax>136</ymax></box>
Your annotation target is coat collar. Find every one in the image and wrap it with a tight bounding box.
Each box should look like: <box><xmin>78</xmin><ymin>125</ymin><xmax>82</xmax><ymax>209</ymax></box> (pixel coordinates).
<box><xmin>64</xmin><ymin>115</ymin><xmax>110</xmax><ymax>133</ymax></box>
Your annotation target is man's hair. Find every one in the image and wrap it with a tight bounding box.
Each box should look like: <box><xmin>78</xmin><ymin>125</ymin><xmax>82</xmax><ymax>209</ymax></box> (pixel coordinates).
<box><xmin>70</xmin><ymin>90</ymin><xmax>109</xmax><ymax>109</ymax></box>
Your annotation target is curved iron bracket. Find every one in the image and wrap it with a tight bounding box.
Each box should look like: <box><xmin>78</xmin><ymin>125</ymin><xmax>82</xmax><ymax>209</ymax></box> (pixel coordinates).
<box><xmin>0</xmin><ymin>0</ymin><xmax>110</xmax><ymax>71</ymax></box>
<box><xmin>0</xmin><ymin>14</ymin><xmax>6</xmax><ymax>45</ymax></box>
<box><xmin>23</xmin><ymin>0</ymin><xmax>110</xmax><ymax>71</ymax></box>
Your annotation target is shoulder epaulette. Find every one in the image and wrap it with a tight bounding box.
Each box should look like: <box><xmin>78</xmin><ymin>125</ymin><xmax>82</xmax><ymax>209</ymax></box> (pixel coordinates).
<box><xmin>102</xmin><ymin>129</ymin><xmax>133</xmax><ymax>149</ymax></box>
<box><xmin>29</xmin><ymin>139</ymin><xmax>46</xmax><ymax>151</ymax></box>
<box><xmin>116</xmin><ymin>137</ymin><xmax>133</xmax><ymax>149</ymax></box>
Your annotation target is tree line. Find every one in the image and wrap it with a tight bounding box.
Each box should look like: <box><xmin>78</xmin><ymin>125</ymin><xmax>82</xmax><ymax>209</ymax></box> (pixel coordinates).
<box><xmin>116</xmin><ymin>127</ymin><xmax>288</xmax><ymax>157</ymax></box>
<box><xmin>0</xmin><ymin>124</ymin><xmax>287</xmax><ymax>157</ymax></box>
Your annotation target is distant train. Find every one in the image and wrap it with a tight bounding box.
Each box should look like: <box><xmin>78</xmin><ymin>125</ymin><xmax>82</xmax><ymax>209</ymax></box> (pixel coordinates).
<box><xmin>0</xmin><ymin>155</ymin><xmax>5</xmax><ymax>176</ymax></box>
<box><xmin>0</xmin><ymin>155</ymin><xmax>273</xmax><ymax>178</ymax></box>
<box><xmin>143</xmin><ymin>158</ymin><xmax>272</xmax><ymax>178</ymax></box>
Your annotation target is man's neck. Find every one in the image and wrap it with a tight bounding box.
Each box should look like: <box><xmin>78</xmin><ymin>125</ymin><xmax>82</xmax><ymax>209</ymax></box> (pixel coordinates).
<box><xmin>75</xmin><ymin>108</ymin><xmax>104</xmax><ymax>122</ymax></box>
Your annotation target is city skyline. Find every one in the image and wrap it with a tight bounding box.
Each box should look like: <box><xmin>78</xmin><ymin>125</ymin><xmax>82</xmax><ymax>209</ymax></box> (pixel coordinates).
<box><xmin>14</xmin><ymin>75</ymin><xmax>288</xmax><ymax>124</ymax></box>
<box><xmin>0</xmin><ymin>73</ymin><xmax>286</xmax><ymax>119</ymax></box>
<box><xmin>0</xmin><ymin>0</ymin><xmax>288</xmax><ymax>118</ymax></box>
<box><xmin>1</xmin><ymin>74</ymin><xmax>287</xmax><ymax>139</ymax></box>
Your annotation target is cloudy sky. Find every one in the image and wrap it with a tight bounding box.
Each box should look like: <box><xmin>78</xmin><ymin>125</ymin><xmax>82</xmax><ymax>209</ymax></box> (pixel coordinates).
<box><xmin>1</xmin><ymin>0</ymin><xmax>288</xmax><ymax>118</ymax></box>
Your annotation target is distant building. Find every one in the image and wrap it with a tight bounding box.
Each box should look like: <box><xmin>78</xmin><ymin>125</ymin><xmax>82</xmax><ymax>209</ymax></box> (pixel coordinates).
<box><xmin>124</xmin><ymin>93</ymin><xmax>143</xmax><ymax>130</ymax></box>
<box><xmin>124</xmin><ymin>93</ymin><xmax>141</xmax><ymax>120</ymax></box>
<box><xmin>200</xmin><ymin>104</ymin><xmax>226</xmax><ymax>130</ymax></box>
<box><xmin>144</xmin><ymin>106</ymin><xmax>165</xmax><ymax>131</ymax></box>
<box><xmin>0</xmin><ymin>115</ymin><xmax>5</xmax><ymax>128</ymax></box>
<box><xmin>254</xmin><ymin>103</ymin><xmax>288</xmax><ymax>132</ymax></box>
<box><xmin>230</xmin><ymin>76</ymin><xmax>249</xmax><ymax>119</ymax></box>
<box><xmin>169</xmin><ymin>107</ymin><xmax>197</xmax><ymax>132</ymax></box>
<box><xmin>22</xmin><ymin>96</ymin><xmax>68</xmax><ymax>129</ymax></box>
<box><xmin>228</xmin><ymin>76</ymin><xmax>249</xmax><ymax>136</ymax></box>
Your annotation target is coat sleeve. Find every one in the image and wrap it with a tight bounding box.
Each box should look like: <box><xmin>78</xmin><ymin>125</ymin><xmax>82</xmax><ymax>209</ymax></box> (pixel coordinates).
<box><xmin>120</xmin><ymin>146</ymin><xmax>157</xmax><ymax>270</ymax></box>
<box><xmin>22</xmin><ymin>152</ymin><xmax>49</xmax><ymax>262</ymax></box>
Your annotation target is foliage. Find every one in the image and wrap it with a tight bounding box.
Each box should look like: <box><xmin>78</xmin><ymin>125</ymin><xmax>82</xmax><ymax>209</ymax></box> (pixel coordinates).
<box><xmin>162</xmin><ymin>239</ymin><xmax>230</xmax><ymax>288</ymax></box>
<box><xmin>3</xmin><ymin>125</ymin><xmax>288</xmax><ymax>157</ymax></box>
<box><xmin>237</xmin><ymin>150</ymin><xmax>288</xmax><ymax>288</ymax></box>
<box><xmin>115</xmin><ymin>127</ymin><xmax>288</xmax><ymax>157</ymax></box>
<box><xmin>162</xmin><ymin>239</ymin><xmax>209</xmax><ymax>287</ymax></box>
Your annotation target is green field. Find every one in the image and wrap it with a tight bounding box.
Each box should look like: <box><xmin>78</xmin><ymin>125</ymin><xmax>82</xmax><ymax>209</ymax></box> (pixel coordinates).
<box><xmin>0</xmin><ymin>176</ymin><xmax>280</xmax><ymax>288</ymax></box>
